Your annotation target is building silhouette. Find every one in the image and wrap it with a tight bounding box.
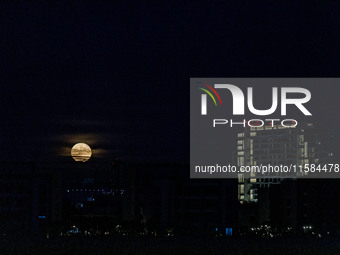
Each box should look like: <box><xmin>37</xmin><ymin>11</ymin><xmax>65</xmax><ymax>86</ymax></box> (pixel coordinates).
<box><xmin>0</xmin><ymin>162</ymin><xmax>61</xmax><ymax>236</ymax></box>
<box><xmin>236</xmin><ymin>123</ymin><xmax>338</xmax><ymax>232</ymax></box>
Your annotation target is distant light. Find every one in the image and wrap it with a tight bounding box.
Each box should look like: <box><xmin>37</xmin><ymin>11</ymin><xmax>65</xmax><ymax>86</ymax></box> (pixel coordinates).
<box><xmin>38</xmin><ymin>216</ymin><xmax>46</xmax><ymax>219</ymax></box>
<box><xmin>215</xmin><ymin>228</ymin><xmax>218</xmax><ymax>231</ymax></box>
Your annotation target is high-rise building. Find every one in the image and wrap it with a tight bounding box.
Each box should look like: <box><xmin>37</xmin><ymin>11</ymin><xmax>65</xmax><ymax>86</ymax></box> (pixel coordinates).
<box><xmin>236</xmin><ymin>123</ymin><xmax>322</xmax><ymax>204</ymax></box>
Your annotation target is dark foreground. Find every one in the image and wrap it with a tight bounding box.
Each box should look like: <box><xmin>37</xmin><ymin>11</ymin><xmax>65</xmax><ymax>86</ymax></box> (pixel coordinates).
<box><xmin>1</xmin><ymin>236</ymin><xmax>340</xmax><ymax>255</ymax></box>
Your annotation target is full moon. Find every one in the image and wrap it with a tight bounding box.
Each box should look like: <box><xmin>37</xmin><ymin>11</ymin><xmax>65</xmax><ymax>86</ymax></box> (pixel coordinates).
<box><xmin>71</xmin><ymin>143</ymin><xmax>92</xmax><ymax>162</ymax></box>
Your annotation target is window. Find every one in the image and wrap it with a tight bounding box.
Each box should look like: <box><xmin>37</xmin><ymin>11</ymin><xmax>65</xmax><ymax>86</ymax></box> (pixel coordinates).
<box><xmin>237</xmin><ymin>157</ymin><xmax>244</xmax><ymax>166</ymax></box>
<box><xmin>238</xmin><ymin>184</ymin><xmax>244</xmax><ymax>194</ymax></box>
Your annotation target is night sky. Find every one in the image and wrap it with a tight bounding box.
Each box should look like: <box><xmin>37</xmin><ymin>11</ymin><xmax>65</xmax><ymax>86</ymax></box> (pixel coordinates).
<box><xmin>1</xmin><ymin>2</ymin><xmax>340</xmax><ymax>163</ymax></box>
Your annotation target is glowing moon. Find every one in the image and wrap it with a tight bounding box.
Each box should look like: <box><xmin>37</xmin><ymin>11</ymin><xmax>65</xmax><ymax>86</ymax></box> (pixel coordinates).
<box><xmin>71</xmin><ymin>143</ymin><xmax>92</xmax><ymax>162</ymax></box>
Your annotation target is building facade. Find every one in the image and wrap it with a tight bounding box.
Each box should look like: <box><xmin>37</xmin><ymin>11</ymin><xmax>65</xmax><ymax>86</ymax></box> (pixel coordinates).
<box><xmin>236</xmin><ymin>123</ymin><xmax>320</xmax><ymax>204</ymax></box>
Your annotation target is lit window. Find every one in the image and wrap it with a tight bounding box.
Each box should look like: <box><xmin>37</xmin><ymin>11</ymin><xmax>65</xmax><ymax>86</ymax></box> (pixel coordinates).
<box><xmin>238</xmin><ymin>174</ymin><xmax>244</xmax><ymax>183</ymax></box>
<box><xmin>239</xmin><ymin>184</ymin><xmax>244</xmax><ymax>194</ymax></box>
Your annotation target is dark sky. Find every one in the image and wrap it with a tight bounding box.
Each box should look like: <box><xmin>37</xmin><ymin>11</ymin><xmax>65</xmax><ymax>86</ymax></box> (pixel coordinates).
<box><xmin>1</xmin><ymin>2</ymin><xmax>340</xmax><ymax>163</ymax></box>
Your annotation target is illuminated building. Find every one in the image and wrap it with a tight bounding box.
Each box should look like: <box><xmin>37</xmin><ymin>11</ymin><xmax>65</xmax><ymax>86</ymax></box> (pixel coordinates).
<box><xmin>236</xmin><ymin>123</ymin><xmax>321</xmax><ymax>204</ymax></box>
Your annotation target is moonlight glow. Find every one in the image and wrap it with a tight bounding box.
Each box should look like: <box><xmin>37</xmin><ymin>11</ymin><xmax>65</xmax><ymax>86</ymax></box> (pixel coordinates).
<box><xmin>71</xmin><ymin>143</ymin><xmax>92</xmax><ymax>162</ymax></box>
